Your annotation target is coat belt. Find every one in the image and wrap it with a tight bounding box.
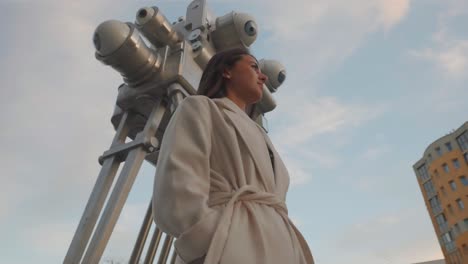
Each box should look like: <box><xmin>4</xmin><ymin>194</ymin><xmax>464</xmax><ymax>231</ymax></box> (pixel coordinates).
<box><xmin>203</xmin><ymin>185</ymin><xmax>288</xmax><ymax>264</ymax></box>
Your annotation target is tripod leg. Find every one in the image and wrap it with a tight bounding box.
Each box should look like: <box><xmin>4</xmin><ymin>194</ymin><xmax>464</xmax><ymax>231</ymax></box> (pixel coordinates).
<box><xmin>131</xmin><ymin>85</ymin><xmax>183</xmax><ymax>263</ymax></box>
<box><xmin>64</xmin><ymin>112</ymin><xmax>131</xmax><ymax>264</ymax></box>
<box><xmin>129</xmin><ymin>200</ymin><xmax>154</xmax><ymax>264</ymax></box>
<box><xmin>82</xmin><ymin>100</ymin><xmax>166</xmax><ymax>264</ymax></box>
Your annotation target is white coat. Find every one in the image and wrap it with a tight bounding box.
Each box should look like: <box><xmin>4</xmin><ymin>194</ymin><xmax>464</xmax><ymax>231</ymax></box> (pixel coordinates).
<box><xmin>153</xmin><ymin>95</ymin><xmax>314</xmax><ymax>264</ymax></box>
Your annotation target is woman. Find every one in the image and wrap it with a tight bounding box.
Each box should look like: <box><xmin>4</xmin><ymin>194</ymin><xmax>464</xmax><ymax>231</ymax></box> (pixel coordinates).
<box><xmin>153</xmin><ymin>48</ymin><xmax>314</xmax><ymax>264</ymax></box>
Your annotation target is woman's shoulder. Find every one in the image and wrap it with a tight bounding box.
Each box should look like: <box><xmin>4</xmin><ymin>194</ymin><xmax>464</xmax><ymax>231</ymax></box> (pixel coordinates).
<box><xmin>178</xmin><ymin>95</ymin><xmax>209</xmax><ymax>108</ymax></box>
<box><xmin>175</xmin><ymin>95</ymin><xmax>221</xmax><ymax>117</ymax></box>
<box><xmin>180</xmin><ymin>95</ymin><xmax>216</xmax><ymax>108</ymax></box>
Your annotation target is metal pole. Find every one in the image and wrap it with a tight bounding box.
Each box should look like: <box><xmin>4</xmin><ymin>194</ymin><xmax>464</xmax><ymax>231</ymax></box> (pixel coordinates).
<box><xmin>143</xmin><ymin>227</ymin><xmax>163</xmax><ymax>264</ymax></box>
<box><xmin>82</xmin><ymin>100</ymin><xmax>166</xmax><ymax>263</ymax></box>
<box><xmin>169</xmin><ymin>250</ymin><xmax>177</xmax><ymax>264</ymax></box>
<box><xmin>157</xmin><ymin>235</ymin><xmax>174</xmax><ymax>264</ymax></box>
<box><xmin>129</xmin><ymin>200</ymin><xmax>154</xmax><ymax>264</ymax></box>
<box><xmin>167</xmin><ymin>83</ymin><xmax>186</xmax><ymax>113</ymax></box>
<box><xmin>64</xmin><ymin>112</ymin><xmax>130</xmax><ymax>264</ymax></box>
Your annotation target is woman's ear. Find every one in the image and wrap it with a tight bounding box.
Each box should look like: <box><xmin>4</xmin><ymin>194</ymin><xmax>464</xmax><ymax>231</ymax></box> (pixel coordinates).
<box><xmin>222</xmin><ymin>68</ymin><xmax>231</xmax><ymax>79</ymax></box>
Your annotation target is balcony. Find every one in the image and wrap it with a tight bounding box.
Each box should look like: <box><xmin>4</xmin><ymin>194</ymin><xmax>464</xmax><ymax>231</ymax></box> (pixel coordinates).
<box><xmin>440</xmin><ymin>222</ymin><xmax>449</xmax><ymax>234</ymax></box>
<box><xmin>445</xmin><ymin>241</ymin><xmax>456</xmax><ymax>253</ymax></box>
<box><xmin>426</xmin><ymin>190</ymin><xmax>437</xmax><ymax>199</ymax></box>
<box><xmin>432</xmin><ymin>206</ymin><xmax>443</xmax><ymax>216</ymax></box>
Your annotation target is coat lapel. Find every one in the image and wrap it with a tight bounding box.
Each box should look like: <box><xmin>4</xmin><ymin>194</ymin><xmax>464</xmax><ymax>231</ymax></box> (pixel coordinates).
<box><xmin>213</xmin><ymin>97</ymin><xmax>275</xmax><ymax>190</ymax></box>
<box><xmin>255</xmin><ymin>124</ymin><xmax>278</xmax><ymax>182</ymax></box>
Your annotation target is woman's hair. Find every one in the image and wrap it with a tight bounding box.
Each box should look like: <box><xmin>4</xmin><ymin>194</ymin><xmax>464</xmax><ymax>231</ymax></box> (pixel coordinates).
<box><xmin>197</xmin><ymin>48</ymin><xmax>252</xmax><ymax>98</ymax></box>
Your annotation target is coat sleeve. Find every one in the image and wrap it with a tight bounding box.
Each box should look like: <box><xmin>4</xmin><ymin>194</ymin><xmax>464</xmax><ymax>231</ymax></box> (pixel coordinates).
<box><xmin>153</xmin><ymin>96</ymin><xmax>220</xmax><ymax>263</ymax></box>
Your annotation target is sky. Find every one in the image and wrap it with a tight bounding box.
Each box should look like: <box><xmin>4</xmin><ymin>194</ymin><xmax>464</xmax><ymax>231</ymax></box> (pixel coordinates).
<box><xmin>0</xmin><ymin>0</ymin><xmax>467</xmax><ymax>263</ymax></box>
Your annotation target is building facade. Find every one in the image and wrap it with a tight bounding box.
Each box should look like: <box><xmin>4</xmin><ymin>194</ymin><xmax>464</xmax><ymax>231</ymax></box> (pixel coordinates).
<box><xmin>413</xmin><ymin>122</ymin><xmax>468</xmax><ymax>264</ymax></box>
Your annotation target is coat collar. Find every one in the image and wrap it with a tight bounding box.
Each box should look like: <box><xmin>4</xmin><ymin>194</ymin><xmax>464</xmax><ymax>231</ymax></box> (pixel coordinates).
<box><xmin>213</xmin><ymin>97</ymin><xmax>277</xmax><ymax>190</ymax></box>
<box><xmin>212</xmin><ymin>97</ymin><xmax>275</xmax><ymax>149</ymax></box>
<box><xmin>212</xmin><ymin>97</ymin><xmax>251</xmax><ymax>121</ymax></box>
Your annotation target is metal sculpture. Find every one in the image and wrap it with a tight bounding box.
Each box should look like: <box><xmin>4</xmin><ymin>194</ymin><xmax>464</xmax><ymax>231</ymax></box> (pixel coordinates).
<box><xmin>64</xmin><ymin>1</ymin><xmax>286</xmax><ymax>263</ymax></box>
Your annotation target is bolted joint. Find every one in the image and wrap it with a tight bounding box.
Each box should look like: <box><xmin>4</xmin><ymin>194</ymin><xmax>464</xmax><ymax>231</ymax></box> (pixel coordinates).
<box><xmin>188</xmin><ymin>29</ymin><xmax>203</xmax><ymax>43</ymax></box>
<box><xmin>143</xmin><ymin>136</ymin><xmax>159</xmax><ymax>153</ymax></box>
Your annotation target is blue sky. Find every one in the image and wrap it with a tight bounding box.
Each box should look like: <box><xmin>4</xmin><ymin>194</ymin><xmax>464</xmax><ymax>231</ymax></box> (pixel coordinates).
<box><xmin>0</xmin><ymin>0</ymin><xmax>467</xmax><ymax>263</ymax></box>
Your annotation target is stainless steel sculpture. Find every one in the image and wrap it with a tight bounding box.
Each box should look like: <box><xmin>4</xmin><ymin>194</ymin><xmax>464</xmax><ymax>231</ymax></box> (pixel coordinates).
<box><xmin>64</xmin><ymin>1</ymin><xmax>287</xmax><ymax>263</ymax></box>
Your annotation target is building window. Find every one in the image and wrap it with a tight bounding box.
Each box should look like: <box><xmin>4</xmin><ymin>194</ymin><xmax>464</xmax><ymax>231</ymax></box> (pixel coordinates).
<box><xmin>442</xmin><ymin>232</ymin><xmax>456</xmax><ymax>252</ymax></box>
<box><xmin>464</xmin><ymin>218</ymin><xmax>468</xmax><ymax>228</ymax></box>
<box><xmin>446</xmin><ymin>142</ymin><xmax>453</xmax><ymax>152</ymax></box>
<box><xmin>423</xmin><ymin>180</ymin><xmax>436</xmax><ymax>197</ymax></box>
<box><xmin>436</xmin><ymin>214</ymin><xmax>448</xmax><ymax>231</ymax></box>
<box><xmin>443</xmin><ymin>163</ymin><xmax>450</xmax><ymax>173</ymax></box>
<box><xmin>417</xmin><ymin>164</ymin><xmax>430</xmax><ymax>181</ymax></box>
<box><xmin>464</xmin><ymin>152</ymin><xmax>468</xmax><ymax>164</ymax></box>
<box><xmin>436</xmin><ymin>147</ymin><xmax>442</xmax><ymax>156</ymax></box>
<box><xmin>450</xmin><ymin>180</ymin><xmax>457</xmax><ymax>190</ymax></box>
<box><xmin>453</xmin><ymin>159</ymin><xmax>460</xmax><ymax>169</ymax></box>
<box><xmin>457</xmin><ymin>131</ymin><xmax>468</xmax><ymax>151</ymax></box>
<box><xmin>434</xmin><ymin>170</ymin><xmax>439</xmax><ymax>177</ymax></box>
<box><xmin>429</xmin><ymin>196</ymin><xmax>442</xmax><ymax>214</ymax></box>
<box><xmin>457</xmin><ymin>199</ymin><xmax>465</xmax><ymax>210</ymax></box>
<box><xmin>460</xmin><ymin>176</ymin><xmax>468</xmax><ymax>186</ymax></box>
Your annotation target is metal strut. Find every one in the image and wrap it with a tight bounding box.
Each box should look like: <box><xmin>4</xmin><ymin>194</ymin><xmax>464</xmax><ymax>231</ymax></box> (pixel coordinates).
<box><xmin>127</xmin><ymin>86</ymin><xmax>185</xmax><ymax>264</ymax></box>
<box><xmin>64</xmin><ymin>99</ymin><xmax>167</xmax><ymax>264</ymax></box>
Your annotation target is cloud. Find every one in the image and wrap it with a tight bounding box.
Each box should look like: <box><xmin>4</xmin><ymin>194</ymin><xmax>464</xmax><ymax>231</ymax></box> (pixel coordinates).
<box><xmin>272</xmin><ymin>96</ymin><xmax>384</xmax><ymax>146</ymax></box>
<box><xmin>13</xmin><ymin>202</ymin><xmax>149</xmax><ymax>263</ymax></box>
<box><xmin>250</xmin><ymin>0</ymin><xmax>411</xmax><ymax>81</ymax></box>
<box><xmin>409</xmin><ymin>0</ymin><xmax>468</xmax><ymax>79</ymax></box>
<box><xmin>268</xmin><ymin>95</ymin><xmax>386</xmax><ymax>189</ymax></box>
<box><xmin>281</xmin><ymin>154</ymin><xmax>312</xmax><ymax>187</ymax></box>
<box><xmin>360</xmin><ymin>144</ymin><xmax>392</xmax><ymax>161</ymax></box>
<box><xmin>411</xmin><ymin>40</ymin><xmax>468</xmax><ymax>78</ymax></box>
<box><xmin>328</xmin><ymin>210</ymin><xmax>444</xmax><ymax>264</ymax></box>
<box><xmin>0</xmin><ymin>0</ymin><xmax>130</xmax><ymax>206</ymax></box>
<box><xmin>23</xmin><ymin>222</ymin><xmax>76</xmax><ymax>258</ymax></box>
<box><xmin>0</xmin><ymin>2</ymin><xmax>140</xmax><ymax>262</ymax></box>
<box><xmin>378</xmin><ymin>0</ymin><xmax>411</xmax><ymax>31</ymax></box>
<box><xmin>261</xmin><ymin>0</ymin><xmax>410</xmax><ymax>41</ymax></box>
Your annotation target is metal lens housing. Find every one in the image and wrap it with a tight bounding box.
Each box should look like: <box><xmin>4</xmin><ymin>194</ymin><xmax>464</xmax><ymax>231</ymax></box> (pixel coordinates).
<box><xmin>135</xmin><ymin>6</ymin><xmax>182</xmax><ymax>48</ymax></box>
<box><xmin>244</xmin><ymin>20</ymin><xmax>257</xmax><ymax>36</ymax></box>
<box><xmin>211</xmin><ymin>11</ymin><xmax>258</xmax><ymax>50</ymax></box>
<box><xmin>94</xmin><ymin>20</ymin><xmax>162</xmax><ymax>87</ymax></box>
<box><xmin>259</xmin><ymin>59</ymin><xmax>286</xmax><ymax>93</ymax></box>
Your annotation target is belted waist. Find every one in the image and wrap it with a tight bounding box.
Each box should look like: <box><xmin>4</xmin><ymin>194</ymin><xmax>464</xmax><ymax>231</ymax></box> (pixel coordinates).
<box><xmin>202</xmin><ymin>185</ymin><xmax>288</xmax><ymax>264</ymax></box>
<box><xmin>208</xmin><ymin>185</ymin><xmax>288</xmax><ymax>214</ymax></box>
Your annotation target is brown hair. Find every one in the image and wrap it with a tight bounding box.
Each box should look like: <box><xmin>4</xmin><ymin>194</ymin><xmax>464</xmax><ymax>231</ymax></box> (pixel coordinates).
<box><xmin>197</xmin><ymin>48</ymin><xmax>252</xmax><ymax>98</ymax></box>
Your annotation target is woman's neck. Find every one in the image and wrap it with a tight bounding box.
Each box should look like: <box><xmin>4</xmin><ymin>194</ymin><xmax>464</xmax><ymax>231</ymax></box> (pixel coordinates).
<box><xmin>225</xmin><ymin>93</ymin><xmax>246</xmax><ymax>112</ymax></box>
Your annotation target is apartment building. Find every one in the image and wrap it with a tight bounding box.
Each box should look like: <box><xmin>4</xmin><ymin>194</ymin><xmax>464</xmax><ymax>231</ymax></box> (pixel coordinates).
<box><xmin>413</xmin><ymin>122</ymin><xmax>468</xmax><ymax>264</ymax></box>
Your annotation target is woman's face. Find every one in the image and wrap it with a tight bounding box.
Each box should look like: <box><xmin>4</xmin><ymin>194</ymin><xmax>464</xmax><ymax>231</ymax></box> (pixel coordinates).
<box><xmin>224</xmin><ymin>55</ymin><xmax>268</xmax><ymax>107</ymax></box>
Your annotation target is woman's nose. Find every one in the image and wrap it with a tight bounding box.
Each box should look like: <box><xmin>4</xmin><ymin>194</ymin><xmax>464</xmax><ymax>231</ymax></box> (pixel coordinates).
<box><xmin>259</xmin><ymin>72</ymin><xmax>268</xmax><ymax>83</ymax></box>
